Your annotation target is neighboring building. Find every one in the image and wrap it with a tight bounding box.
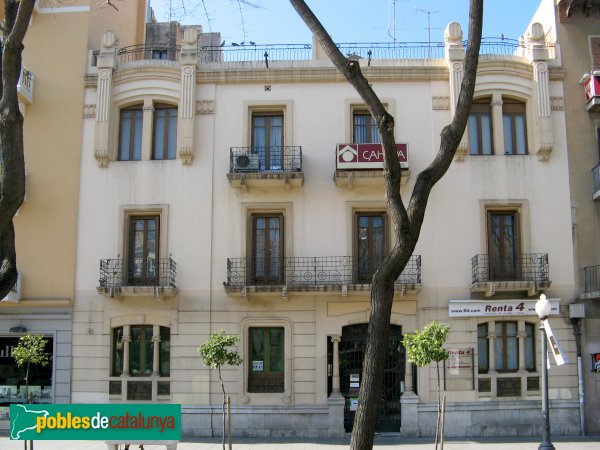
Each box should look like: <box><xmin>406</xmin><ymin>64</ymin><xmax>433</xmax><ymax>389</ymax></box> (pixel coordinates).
<box><xmin>70</xmin><ymin>1</ymin><xmax>582</xmax><ymax>437</ymax></box>
<box><xmin>531</xmin><ymin>0</ymin><xmax>600</xmax><ymax>434</ymax></box>
<box><xmin>0</xmin><ymin>0</ymin><xmax>148</xmax><ymax>429</ymax></box>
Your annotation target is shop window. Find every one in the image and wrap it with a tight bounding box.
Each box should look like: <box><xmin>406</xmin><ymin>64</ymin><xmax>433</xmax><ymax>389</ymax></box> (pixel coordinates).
<box><xmin>248</xmin><ymin>327</ymin><xmax>284</xmax><ymax>393</ymax></box>
<box><xmin>495</xmin><ymin>321</ymin><xmax>519</xmax><ymax>372</ymax></box>
<box><xmin>477</xmin><ymin>321</ymin><xmax>535</xmax><ymax>374</ymax></box>
<box><xmin>0</xmin><ymin>336</ymin><xmax>53</xmax><ymax>405</ymax></box>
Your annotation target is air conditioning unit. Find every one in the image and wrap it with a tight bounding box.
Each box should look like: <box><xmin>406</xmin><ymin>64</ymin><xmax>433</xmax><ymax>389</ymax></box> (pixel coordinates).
<box><xmin>233</xmin><ymin>153</ymin><xmax>260</xmax><ymax>172</ymax></box>
<box><xmin>2</xmin><ymin>274</ymin><xmax>21</xmax><ymax>303</ymax></box>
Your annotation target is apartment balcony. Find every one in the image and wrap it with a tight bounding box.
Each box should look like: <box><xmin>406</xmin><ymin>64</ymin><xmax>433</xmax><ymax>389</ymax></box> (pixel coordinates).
<box><xmin>470</xmin><ymin>253</ymin><xmax>550</xmax><ymax>297</ymax></box>
<box><xmin>223</xmin><ymin>255</ymin><xmax>421</xmax><ymax>297</ymax></box>
<box><xmin>117</xmin><ymin>44</ymin><xmax>181</xmax><ymax>65</ymax></box>
<box><xmin>593</xmin><ymin>164</ymin><xmax>600</xmax><ymax>200</ymax></box>
<box><xmin>17</xmin><ymin>66</ymin><xmax>34</xmax><ymax>105</ymax></box>
<box><xmin>97</xmin><ymin>258</ymin><xmax>177</xmax><ymax>299</ymax></box>
<box><xmin>581</xmin><ymin>265</ymin><xmax>600</xmax><ymax>300</ymax></box>
<box><xmin>227</xmin><ymin>146</ymin><xmax>303</xmax><ymax>191</ymax></box>
<box><xmin>334</xmin><ymin>143</ymin><xmax>410</xmax><ymax>188</ymax></box>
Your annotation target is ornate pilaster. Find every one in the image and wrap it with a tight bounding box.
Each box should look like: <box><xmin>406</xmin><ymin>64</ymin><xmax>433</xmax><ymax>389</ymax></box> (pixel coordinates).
<box><xmin>528</xmin><ymin>23</ymin><xmax>553</xmax><ymax>161</ymax></box>
<box><xmin>327</xmin><ymin>335</ymin><xmax>345</xmax><ymax>438</ymax></box>
<box><xmin>121</xmin><ymin>325</ymin><xmax>131</xmax><ymax>376</ymax></box>
<box><xmin>152</xmin><ymin>325</ymin><xmax>161</xmax><ymax>376</ymax></box>
<box><xmin>178</xmin><ymin>27</ymin><xmax>199</xmax><ymax>165</ymax></box>
<box><xmin>94</xmin><ymin>30</ymin><xmax>117</xmax><ymax>167</ymax></box>
<box><xmin>444</xmin><ymin>22</ymin><xmax>468</xmax><ymax>161</ymax></box>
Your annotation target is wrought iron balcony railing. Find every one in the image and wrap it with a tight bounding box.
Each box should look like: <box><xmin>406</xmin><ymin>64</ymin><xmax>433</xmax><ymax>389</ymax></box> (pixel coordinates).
<box><xmin>583</xmin><ymin>265</ymin><xmax>600</xmax><ymax>295</ymax></box>
<box><xmin>225</xmin><ymin>255</ymin><xmax>421</xmax><ymax>288</ymax></box>
<box><xmin>198</xmin><ymin>38</ymin><xmax>529</xmax><ymax>64</ymax></box>
<box><xmin>592</xmin><ymin>164</ymin><xmax>600</xmax><ymax>199</ymax></box>
<box><xmin>98</xmin><ymin>258</ymin><xmax>177</xmax><ymax>289</ymax></box>
<box><xmin>229</xmin><ymin>146</ymin><xmax>302</xmax><ymax>174</ymax></box>
<box><xmin>116</xmin><ymin>45</ymin><xmax>181</xmax><ymax>65</ymax></box>
<box><xmin>471</xmin><ymin>253</ymin><xmax>549</xmax><ymax>284</ymax></box>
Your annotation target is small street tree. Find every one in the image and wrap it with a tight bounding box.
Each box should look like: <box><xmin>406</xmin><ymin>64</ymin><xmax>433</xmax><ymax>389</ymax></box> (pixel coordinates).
<box><xmin>11</xmin><ymin>334</ymin><xmax>50</xmax><ymax>402</ymax></box>
<box><xmin>403</xmin><ymin>321</ymin><xmax>450</xmax><ymax>449</ymax></box>
<box><xmin>198</xmin><ymin>329</ymin><xmax>243</xmax><ymax>450</ymax></box>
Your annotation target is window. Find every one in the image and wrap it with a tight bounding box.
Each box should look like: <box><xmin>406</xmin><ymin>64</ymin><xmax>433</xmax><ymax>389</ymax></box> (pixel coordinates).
<box><xmin>248</xmin><ymin>327</ymin><xmax>284</xmax><ymax>393</ymax></box>
<box><xmin>355</xmin><ymin>212</ymin><xmax>387</xmax><ymax>282</ymax></box>
<box><xmin>111</xmin><ymin>325</ymin><xmax>170</xmax><ymax>377</ymax></box>
<box><xmin>495</xmin><ymin>321</ymin><xmax>518</xmax><ymax>372</ymax></box>
<box><xmin>119</xmin><ymin>106</ymin><xmax>143</xmax><ymax>161</ymax></box>
<box><xmin>487</xmin><ymin>210</ymin><xmax>519</xmax><ymax>281</ymax></box>
<box><xmin>152</xmin><ymin>105</ymin><xmax>177</xmax><ymax>160</ymax></box>
<box><xmin>503</xmin><ymin>99</ymin><xmax>528</xmax><ymax>155</ymax></box>
<box><xmin>252</xmin><ymin>112</ymin><xmax>283</xmax><ymax>170</ymax></box>
<box><xmin>250</xmin><ymin>213</ymin><xmax>284</xmax><ymax>285</ymax></box>
<box><xmin>127</xmin><ymin>215</ymin><xmax>159</xmax><ymax>286</ymax></box>
<box><xmin>468</xmin><ymin>98</ymin><xmax>493</xmax><ymax>155</ymax></box>
<box><xmin>477</xmin><ymin>321</ymin><xmax>535</xmax><ymax>374</ymax></box>
<box><xmin>353</xmin><ymin>109</ymin><xmax>380</xmax><ymax>144</ymax></box>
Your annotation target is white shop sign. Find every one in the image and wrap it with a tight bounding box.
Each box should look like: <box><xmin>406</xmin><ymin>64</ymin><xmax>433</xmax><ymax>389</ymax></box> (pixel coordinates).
<box><xmin>448</xmin><ymin>299</ymin><xmax>560</xmax><ymax>317</ymax></box>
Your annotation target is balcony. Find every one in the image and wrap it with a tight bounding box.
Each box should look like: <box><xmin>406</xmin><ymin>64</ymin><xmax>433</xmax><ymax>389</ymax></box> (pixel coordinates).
<box><xmin>470</xmin><ymin>253</ymin><xmax>550</xmax><ymax>297</ymax></box>
<box><xmin>97</xmin><ymin>258</ymin><xmax>178</xmax><ymax>299</ymax></box>
<box><xmin>593</xmin><ymin>164</ymin><xmax>600</xmax><ymax>200</ymax></box>
<box><xmin>581</xmin><ymin>265</ymin><xmax>600</xmax><ymax>300</ymax></box>
<box><xmin>224</xmin><ymin>255</ymin><xmax>421</xmax><ymax>297</ymax></box>
<box><xmin>334</xmin><ymin>143</ymin><xmax>410</xmax><ymax>188</ymax></box>
<box><xmin>17</xmin><ymin>66</ymin><xmax>34</xmax><ymax>105</ymax></box>
<box><xmin>227</xmin><ymin>146</ymin><xmax>303</xmax><ymax>190</ymax></box>
<box><xmin>116</xmin><ymin>44</ymin><xmax>181</xmax><ymax>65</ymax></box>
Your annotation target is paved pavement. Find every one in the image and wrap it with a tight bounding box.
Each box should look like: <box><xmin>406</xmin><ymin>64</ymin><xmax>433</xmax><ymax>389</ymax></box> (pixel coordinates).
<box><xmin>1</xmin><ymin>435</ymin><xmax>600</xmax><ymax>449</ymax></box>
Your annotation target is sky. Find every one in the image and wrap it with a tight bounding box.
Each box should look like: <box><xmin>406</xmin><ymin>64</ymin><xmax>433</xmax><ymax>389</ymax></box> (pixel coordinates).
<box><xmin>149</xmin><ymin>0</ymin><xmax>543</xmax><ymax>46</ymax></box>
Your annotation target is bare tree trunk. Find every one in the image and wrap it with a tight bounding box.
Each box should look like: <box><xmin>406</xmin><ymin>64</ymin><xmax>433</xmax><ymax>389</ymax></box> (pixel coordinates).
<box><xmin>0</xmin><ymin>0</ymin><xmax>36</xmax><ymax>299</ymax></box>
<box><xmin>435</xmin><ymin>361</ymin><xmax>441</xmax><ymax>449</ymax></box>
<box><xmin>289</xmin><ymin>1</ymin><xmax>483</xmax><ymax>448</ymax></box>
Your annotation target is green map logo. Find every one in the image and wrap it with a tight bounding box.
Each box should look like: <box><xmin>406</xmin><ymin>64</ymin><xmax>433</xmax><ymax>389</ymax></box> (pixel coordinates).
<box><xmin>9</xmin><ymin>404</ymin><xmax>181</xmax><ymax>440</ymax></box>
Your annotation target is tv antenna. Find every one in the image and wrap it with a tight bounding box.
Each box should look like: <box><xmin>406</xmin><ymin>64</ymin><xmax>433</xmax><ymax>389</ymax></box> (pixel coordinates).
<box><xmin>414</xmin><ymin>8</ymin><xmax>442</xmax><ymax>57</ymax></box>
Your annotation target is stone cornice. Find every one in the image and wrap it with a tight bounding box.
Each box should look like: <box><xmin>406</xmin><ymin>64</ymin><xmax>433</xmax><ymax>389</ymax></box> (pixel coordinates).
<box><xmin>83</xmin><ymin>59</ymin><xmax>566</xmax><ymax>87</ymax></box>
<box><xmin>197</xmin><ymin>65</ymin><xmax>450</xmax><ymax>84</ymax></box>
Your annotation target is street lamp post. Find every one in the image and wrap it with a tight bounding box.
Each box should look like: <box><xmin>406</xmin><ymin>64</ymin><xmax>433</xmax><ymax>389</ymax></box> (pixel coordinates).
<box><xmin>535</xmin><ymin>294</ymin><xmax>555</xmax><ymax>450</ymax></box>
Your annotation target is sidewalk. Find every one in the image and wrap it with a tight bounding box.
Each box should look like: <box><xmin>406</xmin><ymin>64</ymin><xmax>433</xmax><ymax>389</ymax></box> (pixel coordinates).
<box><xmin>1</xmin><ymin>435</ymin><xmax>600</xmax><ymax>450</ymax></box>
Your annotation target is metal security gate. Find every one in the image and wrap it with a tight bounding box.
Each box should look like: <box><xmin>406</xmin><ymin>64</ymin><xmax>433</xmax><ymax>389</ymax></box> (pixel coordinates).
<box><xmin>328</xmin><ymin>324</ymin><xmax>405</xmax><ymax>432</ymax></box>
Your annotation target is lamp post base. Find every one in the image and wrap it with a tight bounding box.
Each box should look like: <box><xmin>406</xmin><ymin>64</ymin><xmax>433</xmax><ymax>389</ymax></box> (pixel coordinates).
<box><xmin>538</xmin><ymin>444</ymin><xmax>555</xmax><ymax>450</ymax></box>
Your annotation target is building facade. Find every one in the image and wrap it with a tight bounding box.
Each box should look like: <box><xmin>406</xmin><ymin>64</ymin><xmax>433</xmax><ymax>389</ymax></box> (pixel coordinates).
<box><xmin>531</xmin><ymin>0</ymin><xmax>600</xmax><ymax>435</ymax></box>
<box><xmin>68</xmin><ymin>2</ymin><xmax>582</xmax><ymax>437</ymax></box>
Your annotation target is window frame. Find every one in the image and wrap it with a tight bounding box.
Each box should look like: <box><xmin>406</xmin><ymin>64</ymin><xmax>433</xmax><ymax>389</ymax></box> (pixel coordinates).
<box><xmin>486</xmin><ymin>209</ymin><xmax>521</xmax><ymax>281</ymax></box>
<box><xmin>353</xmin><ymin>211</ymin><xmax>388</xmax><ymax>283</ymax></box>
<box><xmin>126</xmin><ymin>214</ymin><xmax>160</xmax><ymax>286</ymax></box>
<box><xmin>118</xmin><ymin>105</ymin><xmax>144</xmax><ymax>161</ymax></box>
<box><xmin>502</xmin><ymin>98</ymin><xmax>528</xmax><ymax>155</ymax></box>
<box><xmin>110</xmin><ymin>324</ymin><xmax>171</xmax><ymax>378</ymax></box>
<box><xmin>494</xmin><ymin>321</ymin><xmax>519</xmax><ymax>373</ymax></box>
<box><xmin>251</xmin><ymin>111</ymin><xmax>284</xmax><ymax>171</ymax></box>
<box><xmin>249</xmin><ymin>213</ymin><xmax>284</xmax><ymax>285</ymax></box>
<box><xmin>247</xmin><ymin>326</ymin><xmax>285</xmax><ymax>393</ymax></box>
<box><xmin>152</xmin><ymin>104</ymin><xmax>178</xmax><ymax>160</ymax></box>
<box><xmin>468</xmin><ymin>98</ymin><xmax>494</xmax><ymax>155</ymax></box>
<box><xmin>352</xmin><ymin>108</ymin><xmax>380</xmax><ymax>144</ymax></box>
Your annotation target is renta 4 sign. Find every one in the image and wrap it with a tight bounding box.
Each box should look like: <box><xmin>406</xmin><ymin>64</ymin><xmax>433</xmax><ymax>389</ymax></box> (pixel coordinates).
<box><xmin>448</xmin><ymin>299</ymin><xmax>560</xmax><ymax>317</ymax></box>
<box><xmin>336</xmin><ymin>143</ymin><xmax>408</xmax><ymax>169</ymax></box>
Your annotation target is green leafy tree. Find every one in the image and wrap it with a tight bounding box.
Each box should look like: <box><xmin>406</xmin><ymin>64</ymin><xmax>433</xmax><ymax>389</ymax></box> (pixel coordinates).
<box><xmin>402</xmin><ymin>322</ymin><xmax>450</xmax><ymax>449</ymax></box>
<box><xmin>198</xmin><ymin>329</ymin><xmax>243</xmax><ymax>450</ymax></box>
<box><xmin>11</xmin><ymin>334</ymin><xmax>50</xmax><ymax>402</ymax></box>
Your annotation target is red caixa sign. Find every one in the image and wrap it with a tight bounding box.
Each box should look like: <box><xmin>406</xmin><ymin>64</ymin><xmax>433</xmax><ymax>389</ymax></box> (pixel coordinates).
<box><xmin>336</xmin><ymin>143</ymin><xmax>408</xmax><ymax>170</ymax></box>
<box><xmin>584</xmin><ymin>76</ymin><xmax>600</xmax><ymax>103</ymax></box>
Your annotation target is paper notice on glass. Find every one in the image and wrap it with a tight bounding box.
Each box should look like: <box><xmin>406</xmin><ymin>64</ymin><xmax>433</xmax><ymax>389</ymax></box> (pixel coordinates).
<box><xmin>543</xmin><ymin>319</ymin><xmax>567</xmax><ymax>366</ymax></box>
